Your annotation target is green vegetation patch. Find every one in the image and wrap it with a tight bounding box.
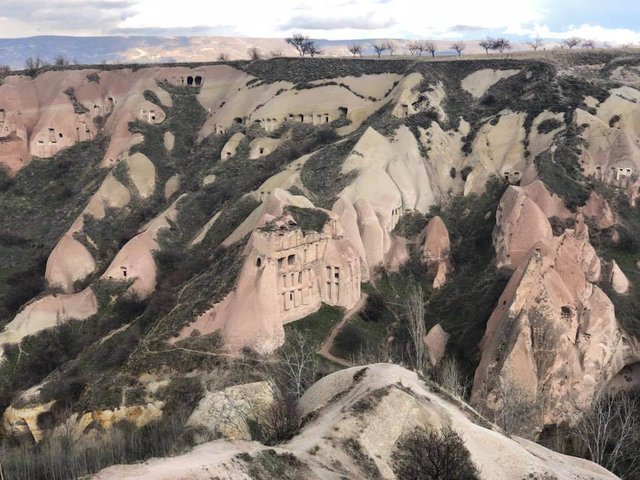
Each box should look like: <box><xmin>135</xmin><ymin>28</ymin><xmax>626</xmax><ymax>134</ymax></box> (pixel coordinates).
<box><xmin>285</xmin><ymin>205</ymin><xmax>330</xmax><ymax>233</ymax></box>
<box><xmin>0</xmin><ymin>138</ymin><xmax>109</xmax><ymax>322</ymax></box>
<box><xmin>284</xmin><ymin>304</ymin><xmax>344</xmax><ymax>350</ymax></box>
<box><xmin>535</xmin><ymin>122</ymin><xmax>590</xmax><ymax>210</ymax></box>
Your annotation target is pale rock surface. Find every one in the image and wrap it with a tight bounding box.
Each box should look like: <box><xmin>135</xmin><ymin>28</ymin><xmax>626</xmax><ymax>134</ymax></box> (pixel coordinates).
<box><xmin>493</xmin><ymin>185</ymin><xmax>554</xmax><ymax>271</ymax></box>
<box><xmin>45</xmin><ymin>234</ymin><xmax>96</xmax><ymax>291</ymax></box>
<box><xmin>0</xmin><ymin>288</ymin><xmax>98</xmax><ymax>356</ymax></box>
<box><xmin>163</xmin><ymin>131</ymin><xmax>175</xmax><ymax>151</ymax></box>
<box><xmin>384</xmin><ymin>236</ymin><xmax>409</xmax><ymax>272</ymax></box>
<box><xmin>187</xmin><ymin>382</ymin><xmax>274</xmax><ymax>440</ymax></box>
<box><xmin>424</xmin><ymin>323</ymin><xmax>449</xmax><ymax>366</ymax></box>
<box><xmin>248</xmin><ymin>137</ymin><xmax>281</xmax><ymax>159</ymax></box>
<box><xmin>178</xmin><ymin>193</ymin><xmax>362</xmax><ymax>352</ymax></box>
<box><xmin>2</xmin><ymin>401</ymin><xmax>55</xmax><ymax>442</ymax></box>
<box><xmin>464</xmin><ymin>111</ymin><xmax>529</xmax><ymax>194</ymax></box>
<box><xmin>70</xmin><ymin>403</ymin><xmax>163</xmax><ymax>440</ymax></box>
<box><xmin>583</xmin><ymin>191</ymin><xmax>616</xmax><ymax>229</ymax></box>
<box><xmin>95</xmin><ymin>364</ymin><xmax>616</xmax><ymax>480</ymax></box>
<box><xmin>461</xmin><ymin>69</ymin><xmax>520</xmax><ymax>98</ymax></box>
<box><xmin>164</xmin><ymin>174</ymin><xmax>180</xmax><ymax>199</ymax></box>
<box><xmin>126</xmin><ymin>152</ymin><xmax>156</xmax><ymax>199</ymax></box>
<box><xmin>220</xmin><ymin>132</ymin><xmax>245</xmax><ymax>161</ymax></box>
<box><xmin>610</xmin><ymin>260</ymin><xmax>630</xmax><ymax>294</ymax></box>
<box><xmin>101</xmin><ymin>196</ymin><xmax>183</xmax><ymax>298</ymax></box>
<box><xmin>473</xmin><ymin>188</ymin><xmax>640</xmax><ymax>427</ymax></box>
<box><xmin>421</xmin><ymin>216</ymin><xmax>452</xmax><ymax>288</ymax></box>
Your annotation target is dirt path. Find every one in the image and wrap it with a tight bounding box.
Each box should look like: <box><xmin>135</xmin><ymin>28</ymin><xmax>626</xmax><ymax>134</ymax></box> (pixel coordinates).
<box><xmin>318</xmin><ymin>294</ymin><xmax>367</xmax><ymax>367</ymax></box>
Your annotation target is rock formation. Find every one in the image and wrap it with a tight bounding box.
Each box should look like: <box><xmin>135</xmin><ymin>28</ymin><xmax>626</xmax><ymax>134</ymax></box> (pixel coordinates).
<box><xmin>94</xmin><ymin>364</ymin><xmax>617</xmax><ymax>480</ymax></box>
<box><xmin>473</xmin><ymin>184</ymin><xmax>640</xmax><ymax>427</ymax></box>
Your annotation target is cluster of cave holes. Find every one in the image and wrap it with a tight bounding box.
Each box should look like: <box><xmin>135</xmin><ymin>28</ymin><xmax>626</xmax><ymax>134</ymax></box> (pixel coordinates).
<box><xmin>560</xmin><ymin>305</ymin><xmax>573</xmax><ymax>321</ymax></box>
<box><xmin>185</xmin><ymin>76</ymin><xmax>203</xmax><ymax>87</ymax></box>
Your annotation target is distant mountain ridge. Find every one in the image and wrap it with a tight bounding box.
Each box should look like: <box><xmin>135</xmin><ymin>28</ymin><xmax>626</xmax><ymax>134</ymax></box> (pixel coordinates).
<box><xmin>0</xmin><ymin>35</ymin><xmax>353</xmax><ymax>68</ymax></box>
<box><xmin>0</xmin><ymin>35</ymin><xmax>543</xmax><ymax>69</ymax></box>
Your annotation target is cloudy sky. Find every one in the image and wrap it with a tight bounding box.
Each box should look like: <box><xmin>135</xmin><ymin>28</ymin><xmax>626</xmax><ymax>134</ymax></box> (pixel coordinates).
<box><xmin>0</xmin><ymin>0</ymin><xmax>639</xmax><ymax>44</ymax></box>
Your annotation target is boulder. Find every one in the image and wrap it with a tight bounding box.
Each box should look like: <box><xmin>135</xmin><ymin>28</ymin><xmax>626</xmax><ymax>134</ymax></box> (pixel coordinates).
<box><xmin>610</xmin><ymin>260</ymin><xmax>630</xmax><ymax>294</ymax></box>
<box><xmin>424</xmin><ymin>323</ymin><xmax>449</xmax><ymax>366</ymax></box>
<box><xmin>187</xmin><ymin>382</ymin><xmax>274</xmax><ymax>440</ymax></box>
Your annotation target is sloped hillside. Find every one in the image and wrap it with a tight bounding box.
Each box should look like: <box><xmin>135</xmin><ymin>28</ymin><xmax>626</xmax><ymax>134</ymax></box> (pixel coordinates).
<box><xmin>1</xmin><ymin>53</ymin><xmax>640</xmax><ymax>478</ymax></box>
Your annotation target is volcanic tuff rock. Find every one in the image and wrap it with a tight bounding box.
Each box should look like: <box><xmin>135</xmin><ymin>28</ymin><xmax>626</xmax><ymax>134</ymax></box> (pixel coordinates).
<box><xmin>473</xmin><ymin>183</ymin><xmax>640</xmax><ymax>427</ymax></box>
<box><xmin>93</xmin><ymin>364</ymin><xmax>617</xmax><ymax>480</ymax></box>
<box><xmin>2</xmin><ymin>56</ymin><xmax>640</xmax><ymax>478</ymax></box>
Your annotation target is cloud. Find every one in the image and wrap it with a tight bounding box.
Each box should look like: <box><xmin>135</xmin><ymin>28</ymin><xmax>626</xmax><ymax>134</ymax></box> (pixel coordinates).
<box><xmin>109</xmin><ymin>25</ymin><xmax>238</xmax><ymax>36</ymax></box>
<box><xmin>282</xmin><ymin>13</ymin><xmax>396</xmax><ymax>31</ymax></box>
<box><xmin>449</xmin><ymin>25</ymin><xmax>492</xmax><ymax>33</ymax></box>
<box><xmin>0</xmin><ymin>0</ymin><xmax>138</xmax><ymax>35</ymax></box>
<box><xmin>508</xmin><ymin>23</ymin><xmax>640</xmax><ymax>45</ymax></box>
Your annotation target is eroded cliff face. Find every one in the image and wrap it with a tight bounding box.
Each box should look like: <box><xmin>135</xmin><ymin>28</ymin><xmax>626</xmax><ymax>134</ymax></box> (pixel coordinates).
<box><xmin>472</xmin><ymin>182</ymin><xmax>640</xmax><ymax>426</ymax></box>
<box><xmin>2</xmin><ymin>55</ymin><xmax>640</xmax><ymax>462</ymax></box>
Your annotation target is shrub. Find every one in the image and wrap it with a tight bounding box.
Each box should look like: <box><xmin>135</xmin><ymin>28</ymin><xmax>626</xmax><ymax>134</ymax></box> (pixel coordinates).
<box><xmin>285</xmin><ymin>205</ymin><xmax>329</xmax><ymax>233</ymax></box>
<box><xmin>392</xmin><ymin>426</ymin><xmax>479</xmax><ymax>480</ymax></box>
<box><xmin>609</xmin><ymin>114</ymin><xmax>621</xmax><ymax>127</ymax></box>
<box><xmin>86</xmin><ymin>72</ymin><xmax>100</xmax><ymax>83</ymax></box>
<box><xmin>256</xmin><ymin>395</ymin><xmax>301</xmax><ymax>445</ymax></box>
<box><xmin>537</xmin><ymin>118</ymin><xmax>563</xmax><ymax>134</ymax></box>
<box><xmin>360</xmin><ymin>293</ymin><xmax>387</xmax><ymax>323</ymax></box>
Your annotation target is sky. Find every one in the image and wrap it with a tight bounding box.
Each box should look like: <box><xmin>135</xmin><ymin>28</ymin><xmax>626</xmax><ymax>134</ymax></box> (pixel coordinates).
<box><xmin>0</xmin><ymin>0</ymin><xmax>638</xmax><ymax>44</ymax></box>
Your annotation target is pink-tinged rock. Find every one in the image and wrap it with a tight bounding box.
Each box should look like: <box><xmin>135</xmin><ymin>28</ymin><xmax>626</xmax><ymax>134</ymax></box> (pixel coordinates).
<box><xmin>354</xmin><ymin>198</ymin><xmax>384</xmax><ymax>269</ymax></box>
<box><xmin>610</xmin><ymin>260</ymin><xmax>630</xmax><ymax>294</ymax></box>
<box><xmin>582</xmin><ymin>191</ymin><xmax>615</xmax><ymax>229</ymax></box>
<box><xmin>424</xmin><ymin>323</ymin><xmax>449</xmax><ymax>366</ymax></box>
<box><xmin>494</xmin><ymin>186</ymin><xmax>553</xmax><ymax>271</ymax></box>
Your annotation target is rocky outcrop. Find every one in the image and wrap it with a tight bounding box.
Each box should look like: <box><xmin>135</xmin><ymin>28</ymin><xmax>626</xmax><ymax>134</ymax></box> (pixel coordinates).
<box><xmin>424</xmin><ymin>323</ymin><xmax>449</xmax><ymax>366</ymax></box>
<box><xmin>422</xmin><ymin>215</ymin><xmax>452</xmax><ymax>288</ymax></box>
<box><xmin>0</xmin><ymin>288</ymin><xmax>98</xmax><ymax>356</ymax></box>
<box><xmin>2</xmin><ymin>401</ymin><xmax>55</xmax><ymax>443</ymax></box>
<box><xmin>95</xmin><ymin>364</ymin><xmax>618</xmax><ymax>480</ymax></box>
<box><xmin>473</xmin><ymin>185</ymin><xmax>640</xmax><ymax>427</ymax></box>
<box><xmin>187</xmin><ymin>382</ymin><xmax>274</xmax><ymax>440</ymax></box>
<box><xmin>493</xmin><ymin>185</ymin><xmax>554</xmax><ymax>272</ymax></box>
<box><xmin>583</xmin><ymin>191</ymin><xmax>616</xmax><ymax>229</ymax></box>
<box><xmin>609</xmin><ymin>260</ymin><xmax>630</xmax><ymax>294</ymax></box>
<box><xmin>178</xmin><ymin>192</ymin><xmax>362</xmax><ymax>352</ymax></box>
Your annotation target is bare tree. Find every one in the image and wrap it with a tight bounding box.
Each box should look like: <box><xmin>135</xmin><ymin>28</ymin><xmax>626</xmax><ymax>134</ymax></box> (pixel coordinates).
<box><xmin>479</xmin><ymin>37</ymin><xmax>495</xmax><ymax>54</ymax></box>
<box><xmin>408</xmin><ymin>40</ymin><xmax>428</xmax><ymax>56</ymax></box>
<box><xmin>493</xmin><ymin>382</ymin><xmax>540</xmax><ymax>437</ymax></box>
<box><xmin>302</xmin><ymin>40</ymin><xmax>322</xmax><ymax>57</ymax></box>
<box><xmin>54</xmin><ymin>54</ymin><xmax>69</xmax><ymax>66</ymax></box>
<box><xmin>286</xmin><ymin>33</ymin><xmax>309</xmax><ymax>56</ymax></box>
<box><xmin>450</xmin><ymin>42</ymin><xmax>465</xmax><ymax>57</ymax></box>
<box><xmin>258</xmin><ymin>394</ymin><xmax>301</xmax><ymax>444</ymax></box>
<box><xmin>527</xmin><ymin>37</ymin><xmax>544</xmax><ymax>51</ymax></box>
<box><xmin>405</xmin><ymin>285</ymin><xmax>426</xmax><ymax>373</ymax></box>
<box><xmin>493</xmin><ymin>38</ymin><xmax>512</xmax><ymax>54</ymax></box>
<box><xmin>247</xmin><ymin>47</ymin><xmax>262</xmax><ymax>61</ymax></box>
<box><xmin>372</xmin><ymin>42</ymin><xmax>387</xmax><ymax>58</ymax></box>
<box><xmin>571</xmin><ymin>390</ymin><xmax>640</xmax><ymax>478</ymax></box>
<box><xmin>269</xmin><ymin>329</ymin><xmax>318</xmax><ymax>399</ymax></box>
<box><xmin>24</xmin><ymin>57</ymin><xmax>43</xmax><ymax>77</ymax></box>
<box><xmin>0</xmin><ymin>65</ymin><xmax>10</xmax><ymax>81</ymax></box>
<box><xmin>563</xmin><ymin>37</ymin><xmax>582</xmax><ymax>49</ymax></box>
<box><xmin>582</xmin><ymin>39</ymin><xmax>595</xmax><ymax>49</ymax></box>
<box><xmin>425</xmin><ymin>41</ymin><xmax>437</xmax><ymax>58</ymax></box>
<box><xmin>217</xmin><ymin>52</ymin><xmax>230</xmax><ymax>61</ymax></box>
<box><xmin>385</xmin><ymin>40</ymin><xmax>397</xmax><ymax>56</ymax></box>
<box><xmin>348</xmin><ymin>44</ymin><xmax>363</xmax><ymax>57</ymax></box>
<box><xmin>432</xmin><ymin>356</ymin><xmax>469</xmax><ymax>399</ymax></box>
